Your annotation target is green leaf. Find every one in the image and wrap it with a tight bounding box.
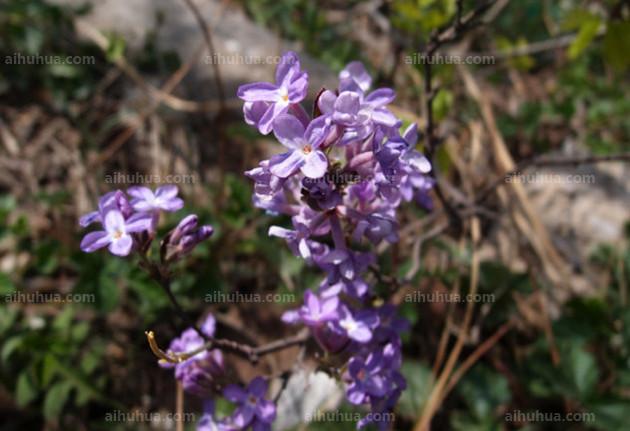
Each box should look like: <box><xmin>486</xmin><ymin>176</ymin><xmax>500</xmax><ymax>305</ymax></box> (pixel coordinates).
<box><xmin>16</xmin><ymin>371</ymin><xmax>38</xmax><ymax>407</ymax></box>
<box><xmin>569</xmin><ymin>342</ymin><xmax>598</xmax><ymax>399</ymax></box>
<box><xmin>97</xmin><ymin>259</ymin><xmax>121</xmax><ymax>312</ymax></box>
<box><xmin>43</xmin><ymin>380</ymin><xmax>73</xmax><ymax>419</ymax></box>
<box><xmin>567</xmin><ymin>15</ymin><xmax>601</xmax><ymax>59</ymax></box>
<box><xmin>398</xmin><ymin>361</ymin><xmax>433</xmax><ymax>419</ymax></box>
<box><xmin>71</xmin><ymin>321</ymin><xmax>89</xmax><ymax>343</ymax></box>
<box><xmin>456</xmin><ymin>365</ymin><xmax>510</xmax><ymax>419</ymax></box>
<box><xmin>41</xmin><ymin>354</ymin><xmax>58</xmax><ymax>387</ymax></box>
<box><xmin>2</xmin><ymin>335</ymin><xmax>23</xmax><ymax>363</ymax></box>
<box><xmin>0</xmin><ymin>306</ymin><xmax>18</xmax><ymax>335</ymax></box>
<box><xmin>588</xmin><ymin>400</ymin><xmax>630</xmax><ymax>431</ymax></box>
<box><xmin>80</xmin><ymin>343</ymin><xmax>103</xmax><ymax>374</ymax></box>
<box><xmin>74</xmin><ymin>386</ymin><xmax>93</xmax><ymax>407</ymax></box>
<box><xmin>52</xmin><ymin>306</ymin><xmax>74</xmax><ymax>332</ymax></box>
<box><xmin>105</xmin><ymin>34</ymin><xmax>126</xmax><ymax>62</ymax></box>
<box><xmin>0</xmin><ymin>271</ymin><xmax>15</xmax><ymax>295</ymax></box>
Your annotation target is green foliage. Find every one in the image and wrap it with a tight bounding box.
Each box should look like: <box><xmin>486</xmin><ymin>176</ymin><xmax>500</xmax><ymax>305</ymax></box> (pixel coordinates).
<box><xmin>392</xmin><ymin>0</ymin><xmax>455</xmax><ymax>36</ymax></box>
<box><xmin>451</xmin><ymin>365</ymin><xmax>510</xmax><ymax>430</ymax></box>
<box><xmin>397</xmin><ymin>361</ymin><xmax>433</xmax><ymax>419</ymax></box>
<box><xmin>1</xmin><ymin>306</ymin><xmax>116</xmax><ymax>423</ymax></box>
<box><xmin>562</xmin><ymin>9</ymin><xmax>603</xmax><ymax>60</ymax></box>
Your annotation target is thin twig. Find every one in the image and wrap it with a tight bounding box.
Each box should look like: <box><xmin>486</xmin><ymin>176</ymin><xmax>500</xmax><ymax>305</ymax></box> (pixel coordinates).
<box><xmin>422</xmin><ymin>0</ymin><xmax>497</xmax><ymax>230</ymax></box>
<box><xmin>176</xmin><ymin>380</ymin><xmax>184</xmax><ymax>431</ymax></box>
<box><xmin>414</xmin><ymin>216</ymin><xmax>481</xmax><ymax>431</ymax></box>
<box><xmin>441</xmin><ymin>320</ymin><xmax>512</xmax><ymax>399</ymax></box>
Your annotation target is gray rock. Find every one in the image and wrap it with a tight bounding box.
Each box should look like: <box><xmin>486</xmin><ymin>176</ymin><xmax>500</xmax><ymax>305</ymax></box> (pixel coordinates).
<box><xmin>50</xmin><ymin>0</ymin><xmax>337</xmax><ymax>102</ymax></box>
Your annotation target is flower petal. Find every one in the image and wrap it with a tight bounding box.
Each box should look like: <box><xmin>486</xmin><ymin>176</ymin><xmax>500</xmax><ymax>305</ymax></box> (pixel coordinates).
<box><xmin>237</xmin><ymin>82</ymin><xmax>280</xmax><ymax>102</ymax></box>
<box><xmin>339</xmin><ymin>61</ymin><xmax>371</xmax><ymax>93</ymax></box>
<box><xmin>371</xmin><ymin>108</ymin><xmax>399</xmax><ymax>128</ymax></box>
<box><xmin>248</xmin><ymin>377</ymin><xmax>268</xmax><ymax>397</ymax></box>
<box><xmin>108</xmin><ymin>234</ymin><xmax>133</xmax><ymax>256</ymax></box>
<box><xmin>158</xmin><ymin>197</ymin><xmax>184</xmax><ymax>212</ymax></box>
<box><xmin>272</xmin><ymin>114</ymin><xmax>306</xmax><ymax>150</ymax></box>
<box><xmin>127</xmin><ymin>186</ymin><xmax>154</xmax><ymax>201</ymax></box>
<box><xmin>258</xmin><ymin>102</ymin><xmax>289</xmax><ymax>135</ymax></box>
<box><xmin>349</xmin><ymin>325</ymin><xmax>372</xmax><ymax>343</ymax></box>
<box><xmin>366</xmin><ymin>88</ymin><xmax>395</xmax><ymax>107</ymax></box>
<box><xmin>244</xmin><ymin>101</ymin><xmax>270</xmax><ymax>127</ymax></box>
<box><xmin>300</xmin><ymin>151</ymin><xmax>328</xmax><ymax>179</ymax></box>
<box><xmin>275</xmin><ymin>51</ymin><xmax>300</xmax><ymax>86</ymax></box>
<box><xmin>333</xmin><ymin>92</ymin><xmax>361</xmax><ymax>124</ymax></box>
<box><xmin>255</xmin><ymin>399</ymin><xmax>276</xmax><ymax>423</ymax></box>
<box><xmin>103</xmin><ymin>210</ymin><xmax>126</xmax><ymax>234</ymax></box>
<box><xmin>201</xmin><ymin>314</ymin><xmax>216</xmax><ymax>338</ymax></box>
<box><xmin>403</xmin><ymin>150</ymin><xmax>432</xmax><ymax>173</ymax></box>
<box><xmin>403</xmin><ymin>122</ymin><xmax>418</xmax><ymax>145</ymax></box>
<box><xmin>304</xmin><ymin>115</ymin><xmax>330</xmax><ymax>149</ymax></box>
<box><xmin>79</xmin><ymin>211</ymin><xmax>100</xmax><ymax>227</ymax></box>
<box><xmin>269</xmin><ymin>150</ymin><xmax>304</xmax><ymax>178</ymax></box>
<box><xmin>287</xmin><ymin>72</ymin><xmax>308</xmax><ymax>102</ymax></box>
<box><xmin>125</xmin><ymin>212</ymin><xmax>153</xmax><ymax>233</ymax></box>
<box><xmin>80</xmin><ymin>231</ymin><xmax>110</xmax><ymax>252</ymax></box>
<box><xmin>223</xmin><ymin>384</ymin><xmax>247</xmax><ymax>403</ymax></box>
<box><xmin>317</xmin><ymin>90</ymin><xmax>337</xmax><ymax>115</ymax></box>
<box><xmin>232</xmin><ymin>405</ymin><xmax>255</xmax><ymax>428</ymax></box>
<box><xmin>155</xmin><ymin>185</ymin><xmax>178</xmax><ymax>200</ymax></box>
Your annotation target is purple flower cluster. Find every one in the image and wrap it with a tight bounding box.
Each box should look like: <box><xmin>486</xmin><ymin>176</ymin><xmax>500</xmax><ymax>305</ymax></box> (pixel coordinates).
<box><xmin>241</xmin><ymin>52</ymin><xmax>430</xmax><ymax>429</ymax></box>
<box><xmin>197</xmin><ymin>377</ymin><xmax>276</xmax><ymax>431</ymax></box>
<box><xmin>162</xmin><ymin>317</ymin><xmax>276</xmax><ymax>431</ymax></box>
<box><xmin>79</xmin><ymin>185</ymin><xmax>213</xmax><ymax>259</ymax></box>
<box><xmin>160</xmin><ymin>315</ymin><xmax>225</xmax><ymax>396</ymax></box>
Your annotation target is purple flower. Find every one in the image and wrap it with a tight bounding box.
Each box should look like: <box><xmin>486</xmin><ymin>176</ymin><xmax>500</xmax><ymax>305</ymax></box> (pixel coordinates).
<box><xmin>338</xmin><ymin>61</ymin><xmax>372</xmax><ymax>94</ymax></box>
<box><xmin>351</xmin><ymin>212</ymin><xmax>399</xmax><ymax>245</ymax></box>
<box><xmin>268</xmin><ymin>225</ymin><xmax>311</xmax><ymax>260</ymax></box>
<box><xmin>282</xmin><ymin>289</ymin><xmax>339</xmax><ymax>326</ymax></box>
<box><xmin>128</xmin><ymin>185</ymin><xmax>184</xmax><ymax>213</ymax></box>
<box><xmin>301</xmin><ymin>177</ymin><xmax>342</xmax><ymax>211</ymax></box>
<box><xmin>80</xmin><ymin>209</ymin><xmax>152</xmax><ymax>256</ymax></box>
<box><xmin>223</xmin><ymin>377</ymin><xmax>276</xmax><ymax>430</ymax></box>
<box><xmin>374</xmin><ymin>304</ymin><xmax>410</xmax><ymax>343</ymax></box>
<box><xmin>333</xmin><ymin>305</ymin><xmax>379</xmax><ymax>343</ymax></box>
<box><xmin>160</xmin><ymin>315</ymin><xmax>225</xmax><ymax>397</ymax></box>
<box><xmin>318</xmin><ymin>88</ymin><xmax>400</xmax><ymax>145</ymax></box>
<box><xmin>236</xmin><ymin>54</ymin><xmax>428</xmax><ymax>426</ymax></box>
<box><xmin>163</xmin><ymin>214</ymin><xmax>214</xmax><ymax>262</ymax></box>
<box><xmin>376</xmin><ymin>123</ymin><xmax>431</xmax><ymax>180</ymax></box>
<box><xmin>345</xmin><ymin>352</ymin><xmax>390</xmax><ymax>405</ymax></box>
<box><xmin>237</xmin><ymin>52</ymin><xmax>308</xmax><ymax>135</ymax></box>
<box><xmin>269</xmin><ymin>114</ymin><xmax>329</xmax><ymax>179</ymax></box>
<box><xmin>316</xmin><ymin>248</ymin><xmax>374</xmax><ymax>298</ymax></box>
<box><xmin>79</xmin><ymin>190</ymin><xmax>132</xmax><ymax>227</ymax></box>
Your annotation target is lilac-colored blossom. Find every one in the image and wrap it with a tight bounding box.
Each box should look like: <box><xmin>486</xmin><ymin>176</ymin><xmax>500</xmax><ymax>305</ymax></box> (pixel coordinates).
<box><xmin>223</xmin><ymin>377</ymin><xmax>276</xmax><ymax>430</ymax></box>
<box><xmin>237</xmin><ymin>52</ymin><xmax>308</xmax><ymax>135</ymax></box>
<box><xmin>269</xmin><ymin>114</ymin><xmax>329</xmax><ymax>179</ymax></box>
<box><xmin>128</xmin><ymin>185</ymin><xmax>184</xmax><ymax>213</ymax></box>
<box><xmin>160</xmin><ymin>315</ymin><xmax>225</xmax><ymax>397</ymax></box>
<box><xmin>80</xmin><ymin>209</ymin><xmax>152</xmax><ymax>256</ymax></box>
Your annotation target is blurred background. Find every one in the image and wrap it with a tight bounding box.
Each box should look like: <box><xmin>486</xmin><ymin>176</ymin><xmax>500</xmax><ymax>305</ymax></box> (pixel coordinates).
<box><xmin>0</xmin><ymin>0</ymin><xmax>628</xmax><ymax>429</ymax></box>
